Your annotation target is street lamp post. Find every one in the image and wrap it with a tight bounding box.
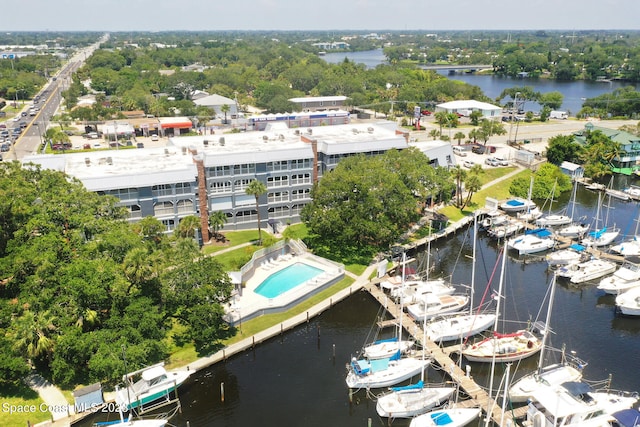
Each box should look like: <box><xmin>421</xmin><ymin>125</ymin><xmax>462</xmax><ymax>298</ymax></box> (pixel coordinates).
<box><xmin>34</xmin><ymin>122</ymin><xmax>44</xmax><ymax>150</ymax></box>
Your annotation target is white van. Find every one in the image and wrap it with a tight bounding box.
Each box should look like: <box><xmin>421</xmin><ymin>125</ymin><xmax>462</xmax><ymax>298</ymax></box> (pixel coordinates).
<box><xmin>550</xmin><ymin>110</ymin><xmax>568</xmax><ymax>119</ymax></box>
<box><xmin>452</xmin><ymin>146</ymin><xmax>467</xmax><ymax>157</ymax></box>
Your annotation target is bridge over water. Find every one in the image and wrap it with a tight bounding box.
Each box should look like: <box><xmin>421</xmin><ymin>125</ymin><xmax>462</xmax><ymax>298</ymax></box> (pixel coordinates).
<box><xmin>420</xmin><ymin>64</ymin><xmax>493</xmax><ymax>72</ymax></box>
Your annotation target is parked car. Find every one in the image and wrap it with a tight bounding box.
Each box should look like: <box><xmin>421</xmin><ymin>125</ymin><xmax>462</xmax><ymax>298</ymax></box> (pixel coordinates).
<box><xmin>136</xmin><ymin>142</ymin><xmax>144</xmax><ymax>149</ymax></box>
<box><xmin>150</xmin><ymin>134</ymin><xmax>159</xmax><ymax>141</ymax></box>
<box><xmin>421</xmin><ymin>110</ymin><xmax>432</xmax><ymax>116</ymax></box>
<box><xmin>471</xmin><ymin>145</ymin><xmax>485</xmax><ymax>154</ymax></box>
<box><xmin>494</xmin><ymin>156</ymin><xmax>509</xmax><ymax>166</ymax></box>
<box><xmin>452</xmin><ymin>146</ymin><xmax>467</xmax><ymax>157</ymax></box>
<box><xmin>463</xmin><ymin>160</ymin><xmax>475</xmax><ymax>168</ymax></box>
<box><xmin>0</xmin><ymin>143</ymin><xmax>9</xmax><ymax>152</ymax></box>
<box><xmin>484</xmin><ymin>157</ymin><xmax>499</xmax><ymax>167</ymax></box>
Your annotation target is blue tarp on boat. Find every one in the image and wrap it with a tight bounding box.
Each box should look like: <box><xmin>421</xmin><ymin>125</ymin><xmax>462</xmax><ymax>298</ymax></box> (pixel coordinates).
<box><xmin>505</xmin><ymin>199</ymin><xmax>525</xmax><ymax>207</ymax></box>
<box><xmin>431</xmin><ymin>412</ymin><xmax>453</xmax><ymax>425</ymax></box>
<box><xmin>569</xmin><ymin>243</ymin><xmax>585</xmax><ymax>251</ymax></box>
<box><xmin>391</xmin><ymin>380</ymin><xmax>424</xmax><ymax>392</ymax></box>
<box><xmin>612</xmin><ymin>409</ymin><xmax>640</xmax><ymax>427</ymax></box>
<box><xmin>588</xmin><ymin>227</ymin><xmax>606</xmax><ymax>238</ymax></box>
<box><xmin>525</xmin><ymin>228</ymin><xmax>552</xmax><ymax>237</ymax></box>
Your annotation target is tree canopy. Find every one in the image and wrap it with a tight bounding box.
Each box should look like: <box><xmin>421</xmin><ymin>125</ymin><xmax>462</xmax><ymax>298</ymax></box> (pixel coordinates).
<box><xmin>301</xmin><ymin>148</ymin><xmax>451</xmax><ymax>262</ymax></box>
<box><xmin>0</xmin><ymin>162</ymin><xmax>233</xmax><ymax>388</ymax></box>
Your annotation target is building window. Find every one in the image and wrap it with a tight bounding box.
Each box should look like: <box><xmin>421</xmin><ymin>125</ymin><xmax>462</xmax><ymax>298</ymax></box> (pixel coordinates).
<box><xmin>290</xmin><ymin>159</ymin><xmax>311</xmax><ymax>170</ymax></box>
<box><xmin>291</xmin><ymin>173</ymin><xmax>311</xmax><ymax>185</ymax></box>
<box><xmin>108</xmin><ymin>188</ymin><xmax>139</xmax><ymax>201</ymax></box>
<box><xmin>176</xmin><ymin>199</ymin><xmax>194</xmax><ymax>214</ymax></box>
<box><xmin>268</xmin><ymin>191</ymin><xmax>289</xmax><ymax>203</ymax></box>
<box><xmin>267</xmin><ymin>160</ymin><xmax>288</xmax><ymax>172</ymax></box>
<box><xmin>210</xmin><ymin>181</ymin><xmax>232</xmax><ymax>194</ymax></box>
<box><xmin>233</xmin><ymin>163</ymin><xmax>256</xmax><ymax>175</ymax></box>
<box><xmin>291</xmin><ymin>204</ymin><xmax>305</xmax><ymax>216</ymax></box>
<box><xmin>152</xmin><ymin>184</ymin><xmax>172</xmax><ymax>197</ymax></box>
<box><xmin>154</xmin><ymin>201</ymin><xmax>174</xmax><ymax>216</ymax></box>
<box><xmin>236</xmin><ymin>210</ymin><xmax>257</xmax><ymax>223</ymax></box>
<box><xmin>175</xmin><ymin>182</ymin><xmax>191</xmax><ymax>195</ymax></box>
<box><xmin>127</xmin><ymin>204</ymin><xmax>142</xmax><ymax>219</ymax></box>
<box><xmin>208</xmin><ymin>166</ymin><xmax>231</xmax><ymax>177</ymax></box>
<box><xmin>268</xmin><ymin>206</ymin><xmax>290</xmax><ymax>218</ymax></box>
<box><xmin>234</xmin><ymin>179</ymin><xmax>252</xmax><ymax>191</ymax></box>
<box><xmin>267</xmin><ymin>175</ymin><xmax>289</xmax><ymax>188</ymax></box>
<box><xmin>291</xmin><ymin>189</ymin><xmax>310</xmax><ymax>201</ymax></box>
<box><xmin>162</xmin><ymin>219</ymin><xmax>176</xmax><ymax>231</ymax></box>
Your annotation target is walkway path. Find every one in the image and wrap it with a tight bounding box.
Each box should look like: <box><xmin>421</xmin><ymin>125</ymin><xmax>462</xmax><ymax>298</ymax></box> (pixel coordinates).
<box><xmin>26</xmin><ymin>373</ymin><xmax>75</xmax><ymax>424</ymax></box>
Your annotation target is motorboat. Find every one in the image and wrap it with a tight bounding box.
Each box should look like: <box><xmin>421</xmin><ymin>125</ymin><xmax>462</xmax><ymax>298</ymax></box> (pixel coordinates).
<box><xmin>566</xmin><ymin>258</ymin><xmax>617</xmax><ymax>284</ymax></box>
<box><xmin>606</xmin><ymin>187</ymin><xmax>631</xmax><ymax>201</ymax></box>
<box><xmin>615</xmin><ymin>286</ymin><xmax>640</xmax><ymax>316</ymax></box>
<box><xmin>507</xmin><ymin>228</ymin><xmax>556</xmax><ymax>255</ymax></box>
<box><xmin>546</xmin><ymin>244</ymin><xmax>589</xmax><ymax>268</ymax></box>
<box><xmin>611</xmin><ymin>236</ymin><xmax>640</xmax><ymax>256</ymax></box>
<box><xmin>345</xmin><ymin>353</ymin><xmax>430</xmax><ymax>389</ymax></box>
<box><xmin>390</xmin><ymin>278</ymin><xmax>456</xmax><ymax>304</ymax></box>
<box><xmin>500</xmin><ymin>197</ymin><xmax>537</xmax><ymax>213</ymax></box>
<box><xmin>584</xmin><ymin>181</ymin><xmax>606</xmax><ymax>191</ymax></box>
<box><xmin>96</xmin><ymin>416</ymin><xmax>169</xmax><ymax>427</ymax></box>
<box><xmin>524</xmin><ymin>381</ymin><xmax>638</xmax><ymax>427</ymax></box>
<box><xmin>623</xmin><ymin>185</ymin><xmax>640</xmax><ymax>201</ymax></box>
<box><xmin>409</xmin><ymin>407</ymin><xmax>481</xmax><ymax>427</ymax></box>
<box><xmin>406</xmin><ymin>294</ymin><xmax>469</xmax><ymax>323</ymax></box>
<box><xmin>556</xmin><ymin>222</ymin><xmax>590</xmax><ymax>239</ymax></box>
<box><xmin>480</xmin><ymin>210</ymin><xmax>509</xmax><ymax>229</ymax></box>
<box><xmin>375</xmin><ymin>381</ymin><xmax>456</xmax><ymax>418</ymax></box>
<box><xmin>611</xmin><ymin>408</ymin><xmax>640</xmax><ymax>427</ymax></box>
<box><xmin>597</xmin><ymin>258</ymin><xmax>640</xmax><ymax>295</ymax></box>
<box><xmin>115</xmin><ymin>363</ymin><xmax>192</xmax><ymax>412</ymax></box>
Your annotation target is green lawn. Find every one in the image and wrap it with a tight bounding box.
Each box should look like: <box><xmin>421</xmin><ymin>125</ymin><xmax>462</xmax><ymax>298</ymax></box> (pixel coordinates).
<box><xmin>0</xmin><ymin>383</ymin><xmax>51</xmax><ymax>427</ymax></box>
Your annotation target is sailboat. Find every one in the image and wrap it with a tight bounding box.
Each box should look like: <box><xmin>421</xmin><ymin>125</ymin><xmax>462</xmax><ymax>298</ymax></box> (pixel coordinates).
<box><xmin>425</xmin><ymin>213</ymin><xmax>496</xmax><ymax>343</ymax></box>
<box><xmin>557</xmin><ymin>179</ymin><xmax>590</xmax><ymax>239</ymax></box>
<box><xmin>597</xmin><ymin>257</ymin><xmax>640</xmax><ymax>295</ymax></box>
<box><xmin>535</xmin><ymin>180</ymin><xmax>572</xmax><ymax>227</ymax></box>
<box><xmin>461</xmin><ymin>243</ymin><xmax>543</xmax><ymax>364</ymax></box>
<box><xmin>347</xmin><ymin>252</ymin><xmax>430</xmax><ymax>389</ymax></box>
<box><xmin>408</xmin><ymin>407</ymin><xmax>481</xmax><ymax>427</ymax></box>
<box><xmin>375</xmin><ymin>291</ymin><xmax>455</xmax><ymax>418</ymax></box>
<box><xmin>611</xmin><ymin>205</ymin><xmax>640</xmax><ymax>256</ymax></box>
<box><xmin>508</xmin><ymin>274</ymin><xmax>585</xmax><ymax>403</ymax></box>
<box><xmin>581</xmin><ymin>190</ymin><xmax>620</xmax><ymax>247</ymax></box>
<box><xmin>507</xmin><ymin>228</ymin><xmax>556</xmax><ymax>255</ymax></box>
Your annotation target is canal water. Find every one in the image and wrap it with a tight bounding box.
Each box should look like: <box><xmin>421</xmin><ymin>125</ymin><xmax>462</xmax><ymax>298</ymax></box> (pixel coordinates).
<box><xmin>321</xmin><ymin>48</ymin><xmax>640</xmax><ymax>114</ymax></box>
<box><xmin>79</xmin><ymin>181</ymin><xmax>640</xmax><ymax>427</ymax></box>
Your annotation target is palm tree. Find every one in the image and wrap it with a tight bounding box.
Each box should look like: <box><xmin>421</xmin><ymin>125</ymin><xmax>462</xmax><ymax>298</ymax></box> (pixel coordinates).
<box><xmin>176</xmin><ymin>215</ymin><xmax>201</xmax><ymax>239</ymax></box>
<box><xmin>208</xmin><ymin>210</ymin><xmax>228</xmax><ymax>241</ymax></box>
<box><xmin>246</xmin><ymin>179</ymin><xmax>267</xmax><ymax>245</ymax></box>
<box><xmin>220</xmin><ymin>104</ymin><xmax>231</xmax><ymax>124</ymax></box>
<box><xmin>429</xmin><ymin>129</ymin><xmax>441</xmax><ymax>140</ymax></box>
<box><xmin>453</xmin><ymin>131</ymin><xmax>466</xmax><ymax>145</ymax></box>
<box><xmin>13</xmin><ymin>310</ymin><xmax>57</xmax><ymax>361</ymax></box>
<box><xmin>450</xmin><ymin>165</ymin><xmax>467</xmax><ymax>208</ymax></box>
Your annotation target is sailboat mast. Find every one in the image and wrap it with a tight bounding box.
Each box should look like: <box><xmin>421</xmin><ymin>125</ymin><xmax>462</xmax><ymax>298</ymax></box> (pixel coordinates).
<box><xmin>486</xmin><ymin>241</ymin><xmax>507</xmax><ymax>404</ymax></box>
<box><xmin>536</xmin><ymin>274</ymin><xmax>557</xmax><ymax>375</ymax></box>
<box><xmin>398</xmin><ymin>251</ymin><xmax>406</xmax><ymax>347</ymax></box>
<box><xmin>470</xmin><ymin>212</ymin><xmax>477</xmax><ymax>316</ymax></box>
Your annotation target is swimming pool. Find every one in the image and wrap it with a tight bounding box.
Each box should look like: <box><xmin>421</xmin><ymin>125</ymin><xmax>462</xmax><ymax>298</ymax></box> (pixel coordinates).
<box><xmin>254</xmin><ymin>262</ymin><xmax>324</xmax><ymax>298</ymax></box>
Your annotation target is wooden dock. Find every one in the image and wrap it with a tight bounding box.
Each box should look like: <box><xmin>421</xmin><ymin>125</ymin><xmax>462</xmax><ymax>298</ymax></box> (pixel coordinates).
<box><xmin>364</xmin><ymin>282</ymin><xmax>519</xmax><ymax>427</ymax></box>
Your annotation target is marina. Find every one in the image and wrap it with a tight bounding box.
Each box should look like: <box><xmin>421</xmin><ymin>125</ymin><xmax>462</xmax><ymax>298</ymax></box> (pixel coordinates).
<box><xmin>73</xmin><ymin>181</ymin><xmax>640</xmax><ymax>427</ymax></box>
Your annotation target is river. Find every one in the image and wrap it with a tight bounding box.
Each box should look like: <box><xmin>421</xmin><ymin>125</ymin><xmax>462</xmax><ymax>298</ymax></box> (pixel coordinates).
<box><xmin>77</xmin><ymin>181</ymin><xmax>640</xmax><ymax>427</ymax></box>
<box><xmin>321</xmin><ymin>49</ymin><xmax>640</xmax><ymax>115</ymax></box>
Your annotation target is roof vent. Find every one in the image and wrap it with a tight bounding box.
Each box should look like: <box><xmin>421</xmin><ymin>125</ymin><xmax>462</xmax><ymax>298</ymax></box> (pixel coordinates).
<box><xmin>164</xmin><ymin>148</ymin><xmax>169</xmax><ymax>155</ymax></box>
<box><xmin>106</xmin><ymin>157</ymin><xmax>113</xmax><ymax>165</ymax></box>
<box><xmin>352</xmin><ymin>128</ymin><xmax>359</xmax><ymax>134</ymax></box>
<box><xmin>181</xmin><ymin>146</ymin><xmax>187</xmax><ymax>155</ymax></box>
<box><xmin>219</xmin><ymin>137</ymin><xmax>225</xmax><ymax>146</ymax></box>
<box><xmin>278</xmin><ymin>134</ymin><xmax>284</xmax><ymax>140</ymax></box>
<box><xmin>307</xmin><ymin>128</ymin><xmax>313</xmax><ymax>135</ymax></box>
<box><xmin>294</xmin><ymin>129</ymin><xmax>300</xmax><ymax>135</ymax></box>
<box><xmin>203</xmin><ymin>139</ymin><xmax>209</xmax><ymax>146</ymax></box>
<box><xmin>367</xmin><ymin>127</ymin><xmax>374</xmax><ymax>133</ymax></box>
<box><xmin>84</xmin><ymin>157</ymin><xmax>90</xmax><ymax>166</ymax></box>
<box><xmin>263</xmin><ymin>135</ymin><xmax>269</xmax><ymax>142</ymax></box>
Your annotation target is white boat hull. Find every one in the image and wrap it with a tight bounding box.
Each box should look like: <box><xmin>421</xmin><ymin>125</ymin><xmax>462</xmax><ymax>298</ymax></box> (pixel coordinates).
<box><xmin>363</xmin><ymin>339</ymin><xmax>414</xmax><ymax>360</ymax></box>
<box><xmin>616</xmin><ymin>287</ymin><xmax>640</xmax><ymax>316</ymax></box>
<box><xmin>346</xmin><ymin>357</ymin><xmax>430</xmax><ymax>389</ymax></box>
<box><xmin>536</xmin><ymin>214</ymin><xmax>572</xmax><ymax>227</ymax></box>
<box><xmin>508</xmin><ymin>363</ymin><xmax>583</xmax><ymax>403</ymax></box>
<box><xmin>406</xmin><ymin>295</ymin><xmax>469</xmax><ymax>323</ymax></box>
<box><xmin>409</xmin><ymin>407</ymin><xmax>481</xmax><ymax>427</ymax></box>
<box><xmin>425</xmin><ymin>313</ymin><xmax>496</xmax><ymax>343</ymax></box>
<box><xmin>461</xmin><ymin>330</ymin><xmax>542</xmax><ymax>363</ymax></box>
<box><xmin>376</xmin><ymin>386</ymin><xmax>455</xmax><ymax>418</ymax></box>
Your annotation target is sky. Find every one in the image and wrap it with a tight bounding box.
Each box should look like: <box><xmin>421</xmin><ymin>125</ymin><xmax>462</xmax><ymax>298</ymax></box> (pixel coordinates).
<box><xmin>10</xmin><ymin>0</ymin><xmax>640</xmax><ymax>32</ymax></box>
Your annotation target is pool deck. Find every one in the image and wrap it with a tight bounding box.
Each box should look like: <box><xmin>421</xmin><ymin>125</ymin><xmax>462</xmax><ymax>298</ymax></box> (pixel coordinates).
<box><xmin>224</xmin><ymin>252</ymin><xmax>345</xmax><ymax>326</ymax></box>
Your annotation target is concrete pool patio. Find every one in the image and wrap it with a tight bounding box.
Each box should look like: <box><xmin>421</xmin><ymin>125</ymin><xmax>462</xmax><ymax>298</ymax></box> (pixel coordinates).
<box><xmin>224</xmin><ymin>240</ymin><xmax>345</xmax><ymax>326</ymax></box>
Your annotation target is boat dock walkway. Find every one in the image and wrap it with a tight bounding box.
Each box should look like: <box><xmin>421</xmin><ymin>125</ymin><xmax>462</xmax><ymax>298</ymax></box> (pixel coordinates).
<box><xmin>364</xmin><ymin>281</ymin><xmax>519</xmax><ymax>427</ymax></box>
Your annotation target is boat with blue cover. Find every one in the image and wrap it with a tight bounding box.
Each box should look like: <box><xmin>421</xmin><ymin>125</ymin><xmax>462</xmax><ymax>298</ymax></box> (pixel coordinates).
<box><xmin>499</xmin><ymin>197</ymin><xmax>537</xmax><ymax>213</ymax></box>
<box><xmin>507</xmin><ymin>228</ymin><xmax>556</xmax><ymax>255</ymax></box>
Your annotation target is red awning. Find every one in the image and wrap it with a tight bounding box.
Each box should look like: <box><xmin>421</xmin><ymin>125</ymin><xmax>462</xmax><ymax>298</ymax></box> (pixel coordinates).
<box><xmin>160</xmin><ymin>121</ymin><xmax>192</xmax><ymax>129</ymax></box>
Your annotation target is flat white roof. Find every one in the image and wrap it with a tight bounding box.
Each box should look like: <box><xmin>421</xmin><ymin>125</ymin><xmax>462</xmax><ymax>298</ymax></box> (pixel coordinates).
<box><xmin>289</xmin><ymin>96</ymin><xmax>347</xmax><ymax>103</ymax></box>
<box><xmin>436</xmin><ymin>100</ymin><xmax>501</xmax><ymax>111</ymax></box>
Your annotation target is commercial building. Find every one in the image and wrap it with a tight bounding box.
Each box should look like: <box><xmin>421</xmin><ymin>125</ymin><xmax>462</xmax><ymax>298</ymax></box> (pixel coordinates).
<box><xmin>435</xmin><ymin>100</ymin><xmax>502</xmax><ymax>119</ymax></box>
<box><xmin>26</xmin><ymin>122</ymin><xmax>446</xmax><ymax>241</ymax></box>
